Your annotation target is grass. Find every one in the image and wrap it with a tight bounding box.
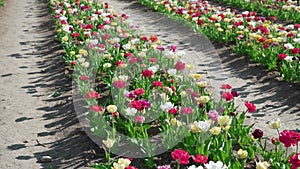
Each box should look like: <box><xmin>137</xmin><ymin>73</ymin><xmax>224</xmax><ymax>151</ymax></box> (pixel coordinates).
<box><xmin>0</xmin><ymin>0</ymin><xmax>3</xmax><ymax>7</ymax></box>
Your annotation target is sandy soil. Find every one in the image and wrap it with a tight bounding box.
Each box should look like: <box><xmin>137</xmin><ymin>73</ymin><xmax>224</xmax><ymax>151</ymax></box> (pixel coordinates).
<box><xmin>0</xmin><ymin>0</ymin><xmax>299</xmax><ymax>168</ymax></box>
<box><xmin>0</xmin><ymin>0</ymin><xmax>98</xmax><ymax>168</ymax></box>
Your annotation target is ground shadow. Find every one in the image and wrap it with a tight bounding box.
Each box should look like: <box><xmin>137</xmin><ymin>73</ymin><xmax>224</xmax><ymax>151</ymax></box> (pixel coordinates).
<box><xmin>6</xmin><ymin>0</ymin><xmax>104</xmax><ymax>168</ymax></box>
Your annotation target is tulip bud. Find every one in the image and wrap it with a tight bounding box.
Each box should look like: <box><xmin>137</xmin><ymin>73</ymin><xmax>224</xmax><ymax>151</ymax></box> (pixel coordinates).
<box><xmin>271</xmin><ymin>137</ymin><xmax>280</xmax><ymax>145</ymax></box>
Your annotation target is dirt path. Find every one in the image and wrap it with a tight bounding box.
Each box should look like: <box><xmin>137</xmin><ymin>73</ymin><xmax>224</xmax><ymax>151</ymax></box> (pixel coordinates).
<box><xmin>0</xmin><ymin>0</ymin><xmax>97</xmax><ymax>168</ymax></box>
<box><xmin>0</xmin><ymin>0</ymin><xmax>299</xmax><ymax>168</ymax></box>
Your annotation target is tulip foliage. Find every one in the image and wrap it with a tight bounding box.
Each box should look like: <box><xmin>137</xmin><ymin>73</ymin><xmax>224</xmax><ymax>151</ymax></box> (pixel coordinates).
<box><xmin>218</xmin><ymin>0</ymin><xmax>300</xmax><ymax>23</ymax></box>
<box><xmin>138</xmin><ymin>0</ymin><xmax>300</xmax><ymax>83</ymax></box>
<box><xmin>49</xmin><ymin>0</ymin><xmax>300</xmax><ymax>168</ymax></box>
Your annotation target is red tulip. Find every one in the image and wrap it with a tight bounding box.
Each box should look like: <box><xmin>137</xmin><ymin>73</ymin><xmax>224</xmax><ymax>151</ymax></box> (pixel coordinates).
<box><xmin>252</xmin><ymin>129</ymin><xmax>263</xmax><ymax>139</ymax></box>
<box><xmin>244</xmin><ymin>101</ymin><xmax>256</xmax><ymax>112</ymax></box>
<box><xmin>142</xmin><ymin>70</ymin><xmax>153</xmax><ymax>78</ymax></box>
<box><xmin>174</xmin><ymin>61</ymin><xmax>185</xmax><ymax>71</ymax></box>
<box><xmin>85</xmin><ymin>91</ymin><xmax>99</xmax><ymax>99</ymax></box>
<box><xmin>221</xmin><ymin>92</ymin><xmax>233</xmax><ymax>101</ymax></box>
<box><xmin>289</xmin><ymin>153</ymin><xmax>300</xmax><ymax>169</ymax></box>
<box><xmin>220</xmin><ymin>84</ymin><xmax>232</xmax><ymax>89</ymax></box>
<box><xmin>192</xmin><ymin>154</ymin><xmax>208</xmax><ymax>164</ymax></box>
<box><xmin>291</xmin><ymin>48</ymin><xmax>299</xmax><ymax>54</ymax></box>
<box><xmin>113</xmin><ymin>80</ymin><xmax>126</xmax><ymax>89</ymax></box>
<box><xmin>134</xmin><ymin>88</ymin><xmax>145</xmax><ymax>96</ymax></box>
<box><xmin>279</xmin><ymin>130</ymin><xmax>300</xmax><ymax>147</ymax></box>
<box><xmin>171</xmin><ymin>149</ymin><xmax>190</xmax><ymax>165</ymax></box>
<box><xmin>278</xmin><ymin>54</ymin><xmax>287</xmax><ymax>60</ymax></box>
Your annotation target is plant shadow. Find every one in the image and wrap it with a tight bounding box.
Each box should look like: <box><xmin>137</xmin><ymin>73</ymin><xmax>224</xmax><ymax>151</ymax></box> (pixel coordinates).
<box><xmin>14</xmin><ymin>0</ymin><xmax>104</xmax><ymax>168</ymax></box>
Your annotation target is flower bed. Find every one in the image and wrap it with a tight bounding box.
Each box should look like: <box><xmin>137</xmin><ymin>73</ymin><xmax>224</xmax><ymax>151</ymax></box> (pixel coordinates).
<box><xmin>137</xmin><ymin>0</ymin><xmax>300</xmax><ymax>83</ymax></box>
<box><xmin>217</xmin><ymin>0</ymin><xmax>300</xmax><ymax>23</ymax></box>
<box><xmin>49</xmin><ymin>0</ymin><xmax>300</xmax><ymax>168</ymax></box>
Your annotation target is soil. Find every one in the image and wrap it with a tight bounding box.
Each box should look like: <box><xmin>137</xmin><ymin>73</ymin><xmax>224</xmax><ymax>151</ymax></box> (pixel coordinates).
<box><xmin>0</xmin><ymin>0</ymin><xmax>100</xmax><ymax>168</ymax></box>
<box><xmin>0</xmin><ymin>0</ymin><xmax>299</xmax><ymax>169</ymax></box>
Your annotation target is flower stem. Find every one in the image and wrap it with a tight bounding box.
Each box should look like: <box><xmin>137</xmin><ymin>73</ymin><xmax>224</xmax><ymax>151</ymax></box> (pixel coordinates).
<box><xmin>258</xmin><ymin>138</ymin><xmax>264</xmax><ymax>153</ymax></box>
<box><xmin>241</xmin><ymin>159</ymin><xmax>246</xmax><ymax>168</ymax></box>
<box><xmin>276</xmin><ymin>128</ymin><xmax>280</xmax><ymax>136</ymax></box>
<box><xmin>275</xmin><ymin>145</ymin><xmax>278</xmax><ymax>161</ymax></box>
<box><xmin>177</xmin><ymin>160</ymin><xmax>180</xmax><ymax>169</ymax></box>
<box><xmin>108</xmin><ymin>148</ymin><xmax>111</xmax><ymax>164</ymax></box>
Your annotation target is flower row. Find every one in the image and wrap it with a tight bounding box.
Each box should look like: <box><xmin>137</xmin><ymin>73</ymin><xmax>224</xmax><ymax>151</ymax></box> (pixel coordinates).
<box><xmin>217</xmin><ymin>0</ymin><xmax>300</xmax><ymax>23</ymax></box>
<box><xmin>49</xmin><ymin>0</ymin><xmax>300</xmax><ymax>168</ymax></box>
<box><xmin>138</xmin><ymin>0</ymin><xmax>300</xmax><ymax>83</ymax></box>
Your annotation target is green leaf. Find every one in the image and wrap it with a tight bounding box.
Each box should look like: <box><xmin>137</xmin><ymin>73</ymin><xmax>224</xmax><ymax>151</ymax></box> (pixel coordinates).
<box><xmin>248</xmin><ymin>147</ymin><xmax>255</xmax><ymax>160</ymax></box>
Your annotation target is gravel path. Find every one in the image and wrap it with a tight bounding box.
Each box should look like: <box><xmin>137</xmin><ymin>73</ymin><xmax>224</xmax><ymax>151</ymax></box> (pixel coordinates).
<box><xmin>0</xmin><ymin>0</ymin><xmax>299</xmax><ymax>168</ymax></box>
